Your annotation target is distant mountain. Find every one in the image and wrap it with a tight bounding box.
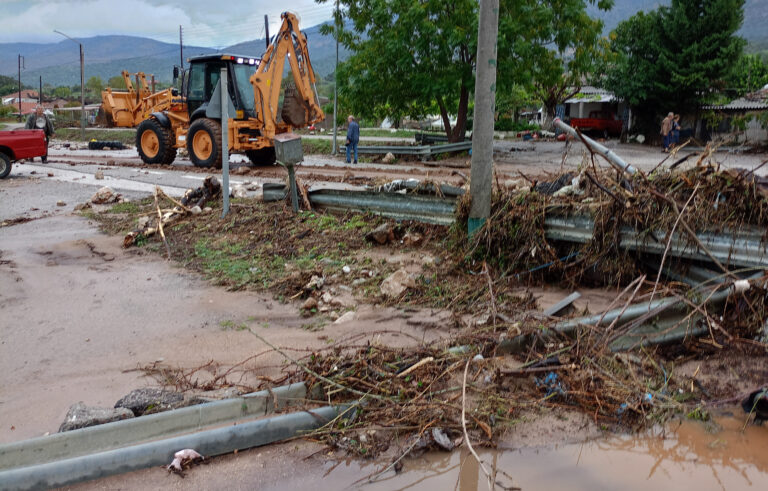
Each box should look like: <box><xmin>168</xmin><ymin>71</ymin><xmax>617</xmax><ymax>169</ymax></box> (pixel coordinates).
<box><xmin>587</xmin><ymin>0</ymin><xmax>768</xmax><ymax>51</ymax></box>
<box><xmin>0</xmin><ymin>22</ymin><xmax>345</xmax><ymax>90</ymax></box>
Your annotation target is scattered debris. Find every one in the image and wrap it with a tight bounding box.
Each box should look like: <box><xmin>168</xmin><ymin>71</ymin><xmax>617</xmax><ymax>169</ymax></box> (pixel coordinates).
<box><xmin>94</xmin><ymin>170</ymin><xmax>104</xmax><ymax>180</ymax></box>
<box><xmin>88</xmin><ymin>140</ymin><xmax>125</xmax><ymax>150</ymax></box>
<box><xmin>382</xmin><ymin>152</ymin><xmax>396</xmax><ymax>164</ymax></box>
<box><xmin>56</xmin><ymin>200</ymin><xmax>66</xmax><ymax>207</ymax></box>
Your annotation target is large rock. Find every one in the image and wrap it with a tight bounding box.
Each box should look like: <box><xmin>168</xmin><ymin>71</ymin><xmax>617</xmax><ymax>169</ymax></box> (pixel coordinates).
<box><xmin>114</xmin><ymin>388</ymin><xmax>184</xmax><ymax>416</ymax></box>
<box><xmin>90</xmin><ymin>186</ymin><xmax>119</xmax><ymax>204</ymax></box>
<box><xmin>380</xmin><ymin>268</ymin><xmax>417</xmax><ymax>298</ymax></box>
<box><xmin>59</xmin><ymin>402</ymin><xmax>134</xmax><ymax>432</ymax></box>
<box><xmin>365</xmin><ymin>223</ymin><xmax>394</xmax><ymax>245</ymax></box>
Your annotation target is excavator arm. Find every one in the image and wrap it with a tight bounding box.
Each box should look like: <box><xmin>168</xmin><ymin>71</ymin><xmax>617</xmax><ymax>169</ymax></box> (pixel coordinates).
<box><xmin>249</xmin><ymin>12</ymin><xmax>324</xmax><ymax>139</ymax></box>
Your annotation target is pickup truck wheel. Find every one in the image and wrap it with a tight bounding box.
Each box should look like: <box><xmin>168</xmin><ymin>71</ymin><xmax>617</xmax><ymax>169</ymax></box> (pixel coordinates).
<box><xmin>137</xmin><ymin>118</ymin><xmax>176</xmax><ymax>165</ymax></box>
<box><xmin>0</xmin><ymin>152</ymin><xmax>11</xmax><ymax>179</ymax></box>
<box><xmin>245</xmin><ymin>147</ymin><xmax>276</xmax><ymax>166</ymax></box>
<box><xmin>187</xmin><ymin>118</ymin><xmax>222</xmax><ymax>169</ymax></box>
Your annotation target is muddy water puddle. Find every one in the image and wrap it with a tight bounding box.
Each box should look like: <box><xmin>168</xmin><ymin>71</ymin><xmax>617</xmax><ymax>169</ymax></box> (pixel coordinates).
<box><xmin>309</xmin><ymin>414</ymin><xmax>768</xmax><ymax>490</ymax></box>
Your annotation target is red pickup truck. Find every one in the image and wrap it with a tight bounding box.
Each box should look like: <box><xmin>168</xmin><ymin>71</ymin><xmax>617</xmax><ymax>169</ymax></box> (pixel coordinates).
<box><xmin>570</xmin><ymin>111</ymin><xmax>624</xmax><ymax>137</ymax></box>
<box><xmin>0</xmin><ymin>129</ymin><xmax>47</xmax><ymax>179</ymax></box>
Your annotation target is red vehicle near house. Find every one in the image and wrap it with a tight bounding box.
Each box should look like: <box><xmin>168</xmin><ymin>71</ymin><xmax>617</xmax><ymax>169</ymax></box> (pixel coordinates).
<box><xmin>0</xmin><ymin>129</ymin><xmax>47</xmax><ymax>179</ymax></box>
<box><xmin>570</xmin><ymin>111</ymin><xmax>624</xmax><ymax>137</ymax></box>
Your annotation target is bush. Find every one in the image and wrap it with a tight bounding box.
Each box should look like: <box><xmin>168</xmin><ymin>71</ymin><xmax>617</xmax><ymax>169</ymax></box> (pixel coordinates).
<box><xmin>494</xmin><ymin>117</ymin><xmax>540</xmax><ymax>132</ymax></box>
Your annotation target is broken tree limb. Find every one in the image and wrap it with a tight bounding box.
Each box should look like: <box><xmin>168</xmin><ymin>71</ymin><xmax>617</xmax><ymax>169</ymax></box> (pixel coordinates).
<box><xmin>154</xmin><ymin>187</ymin><xmax>172</xmax><ymax>260</ymax></box>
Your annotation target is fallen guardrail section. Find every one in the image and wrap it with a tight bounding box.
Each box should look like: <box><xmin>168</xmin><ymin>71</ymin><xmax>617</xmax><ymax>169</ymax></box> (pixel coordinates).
<box><xmin>0</xmin><ymin>383</ymin><xmax>348</xmax><ymax>490</ymax></box>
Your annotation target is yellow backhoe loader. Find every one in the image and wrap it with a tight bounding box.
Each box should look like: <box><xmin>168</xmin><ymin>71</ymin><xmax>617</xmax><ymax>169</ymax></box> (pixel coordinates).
<box><xmin>132</xmin><ymin>11</ymin><xmax>324</xmax><ymax>167</ymax></box>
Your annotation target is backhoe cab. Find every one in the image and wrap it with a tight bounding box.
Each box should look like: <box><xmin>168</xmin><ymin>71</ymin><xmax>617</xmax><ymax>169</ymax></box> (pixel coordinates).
<box><xmin>135</xmin><ymin>12</ymin><xmax>324</xmax><ymax>168</ymax></box>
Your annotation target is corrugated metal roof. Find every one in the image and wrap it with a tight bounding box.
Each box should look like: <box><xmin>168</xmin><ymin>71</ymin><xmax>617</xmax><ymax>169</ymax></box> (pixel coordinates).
<box><xmin>703</xmin><ymin>98</ymin><xmax>768</xmax><ymax>111</ymax></box>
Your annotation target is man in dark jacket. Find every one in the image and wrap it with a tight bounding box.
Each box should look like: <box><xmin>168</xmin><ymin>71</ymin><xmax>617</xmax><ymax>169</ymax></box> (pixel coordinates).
<box><xmin>345</xmin><ymin>115</ymin><xmax>359</xmax><ymax>164</ymax></box>
<box><xmin>25</xmin><ymin>105</ymin><xmax>55</xmax><ymax>163</ymax></box>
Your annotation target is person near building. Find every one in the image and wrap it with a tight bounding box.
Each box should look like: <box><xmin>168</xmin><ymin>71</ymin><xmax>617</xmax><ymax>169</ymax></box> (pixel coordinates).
<box><xmin>25</xmin><ymin>105</ymin><xmax>55</xmax><ymax>163</ymax></box>
<box><xmin>345</xmin><ymin>115</ymin><xmax>359</xmax><ymax>164</ymax></box>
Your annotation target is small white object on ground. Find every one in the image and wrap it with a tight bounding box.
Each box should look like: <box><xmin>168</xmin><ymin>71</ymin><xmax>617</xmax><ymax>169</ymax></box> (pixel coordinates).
<box><xmin>167</xmin><ymin>448</ymin><xmax>204</xmax><ymax>472</ymax></box>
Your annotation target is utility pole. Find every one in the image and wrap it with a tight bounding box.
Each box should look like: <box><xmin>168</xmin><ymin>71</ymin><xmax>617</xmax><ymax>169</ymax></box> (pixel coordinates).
<box><xmin>264</xmin><ymin>15</ymin><xmax>270</xmax><ymax>50</ymax></box>
<box><xmin>220</xmin><ymin>67</ymin><xmax>230</xmax><ymax>218</ymax></box>
<box><xmin>39</xmin><ymin>76</ymin><xmax>42</xmax><ymax>104</ymax></box>
<box><xmin>468</xmin><ymin>0</ymin><xmax>499</xmax><ymax>236</ymax></box>
<box><xmin>179</xmin><ymin>26</ymin><xmax>184</xmax><ymax>69</ymax></box>
<box><xmin>17</xmin><ymin>55</ymin><xmax>24</xmax><ymax>121</ymax></box>
<box><xmin>332</xmin><ymin>0</ymin><xmax>340</xmax><ymax>155</ymax></box>
<box><xmin>55</xmin><ymin>30</ymin><xmax>86</xmax><ymax>139</ymax></box>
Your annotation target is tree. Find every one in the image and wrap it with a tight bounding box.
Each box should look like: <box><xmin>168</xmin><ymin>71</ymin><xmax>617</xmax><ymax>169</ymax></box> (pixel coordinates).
<box><xmin>107</xmin><ymin>75</ymin><xmax>127</xmax><ymax>90</ymax></box>
<box><xmin>53</xmin><ymin>86</ymin><xmax>71</xmax><ymax>99</ymax></box>
<box><xmin>602</xmin><ymin>0</ymin><xmax>746</xmax><ymax>131</ymax></box>
<box><xmin>86</xmin><ymin>76</ymin><xmax>104</xmax><ymax>97</ymax></box>
<box><xmin>727</xmin><ymin>53</ymin><xmax>768</xmax><ymax>95</ymax></box>
<box><xmin>321</xmin><ymin>0</ymin><xmax>612</xmax><ymax>141</ymax></box>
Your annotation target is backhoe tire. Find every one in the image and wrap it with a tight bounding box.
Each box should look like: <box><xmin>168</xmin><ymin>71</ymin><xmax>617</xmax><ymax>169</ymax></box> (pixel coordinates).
<box><xmin>0</xmin><ymin>152</ymin><xmax>11</xmax><ymax>179</ymax></box>
<box><xmin>187</xmin><ymin>118</ymin><xmax>222</xmax><ymax>169</ymax></box>
<box><xmin>245</xmin><ymin>147</ymin><xmax>276</xmax><ymax>166</ymax></box>
<box><xmin>137</xmin><ymin>118</ymin><xmax>176</xmax><ymax>165</ymax></box>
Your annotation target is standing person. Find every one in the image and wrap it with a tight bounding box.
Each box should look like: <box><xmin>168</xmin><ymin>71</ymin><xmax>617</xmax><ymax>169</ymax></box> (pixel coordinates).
<box><xmin>25</xmin><ymin>105</ymin><xmax>55</xmax><ymax>163</ymax></box>
<box><xmin>346</xmin><ymin>115</ymin><xmax>359</xmax><ymax>164</ymax></box>
<box><xmin>660</xmin><ymin>112</ymin><xmax>673</xmax><ymax>152</ymax></box>
<box><xmin>671</xmin><ymin>114</ymin><xmax>681</xmax><ymax>148</ymax></box>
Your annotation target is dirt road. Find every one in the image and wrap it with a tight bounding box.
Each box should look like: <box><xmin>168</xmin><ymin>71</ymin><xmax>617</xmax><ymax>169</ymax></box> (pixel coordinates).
<box><xmin>0</xmin><ymin>210</ymin><xmax>453</xmax><ymax>443</ymax></box>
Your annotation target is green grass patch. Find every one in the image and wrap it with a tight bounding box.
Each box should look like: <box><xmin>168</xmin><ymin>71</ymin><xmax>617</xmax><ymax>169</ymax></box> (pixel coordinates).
<box><xmin>359</xmin><ymin>128</ymin><xmax>416</xmax><ymax>138</ymax></box>
<box><xmin>107</xmin><ymin>202</ymin><xmax>140</xmax><ymax>214</ymax></box>
<box><xmin>302</xmin><ymin>138</ymin><xmax>332</xmax><ymax>155</ymax></box>
<box><xmin>55</xmin><ymin>128</ymin><xmax>137</xmax><ymax>145</ymax></box>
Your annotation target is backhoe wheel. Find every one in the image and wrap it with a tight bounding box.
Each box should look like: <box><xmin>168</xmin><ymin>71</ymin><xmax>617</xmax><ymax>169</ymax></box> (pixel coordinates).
<box><xmin>245</xmin><ymin>147</ymin><xmax>276</xmax><ymax>166</ymax></box>
<box><xmin>137</xmin><ymin>118</ymin><xmax>176</xmax><ymax>165</ymax></box>
<box><xmin>0</xmin><ymin>152</ymin><xmax>11</xmax><ymax>179</ymax></box>
<box><xmin>187</xmin><ymin>118</ymin><xmax>222</xmax><ymax>169</ymax></box>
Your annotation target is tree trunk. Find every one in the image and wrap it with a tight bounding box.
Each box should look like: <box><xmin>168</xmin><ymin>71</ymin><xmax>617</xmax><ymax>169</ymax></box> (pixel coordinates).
<box><xmin>436</xmin><ymin>96</ymin><xmax>453</xmax><ymax>141</ymax></box>
<box><xmin>450</xmin><ymin>83</ymin><xmax>469</xmax><ymax>142</ymax></box>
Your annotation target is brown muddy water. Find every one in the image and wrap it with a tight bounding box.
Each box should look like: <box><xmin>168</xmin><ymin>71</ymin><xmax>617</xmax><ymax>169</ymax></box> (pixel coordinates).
<box><xmin>295</xmin><ymin>415</ymin><xmax>768</xmax><ymax>491</ymax></box>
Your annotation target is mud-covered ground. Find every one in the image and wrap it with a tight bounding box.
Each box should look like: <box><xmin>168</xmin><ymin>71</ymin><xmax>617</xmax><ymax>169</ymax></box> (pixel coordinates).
<box><xmin>2</xmin><ymin>139</ymin><xmax>767</xmax><ymax>489</ymax></box>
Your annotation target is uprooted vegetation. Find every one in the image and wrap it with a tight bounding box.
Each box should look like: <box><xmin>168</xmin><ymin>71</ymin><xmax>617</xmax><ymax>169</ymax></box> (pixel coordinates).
<box><xmin>90</xmin><ymin>153</ymin><xmax>768</xmax><ymax>461</ymax></box>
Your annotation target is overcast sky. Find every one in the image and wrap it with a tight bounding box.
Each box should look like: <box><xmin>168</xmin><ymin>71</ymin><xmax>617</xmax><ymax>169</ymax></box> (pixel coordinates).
<box><xmin>0</xmin><ymin>0</ymin><xmax>335</xmax><ymax>46</ymax></box>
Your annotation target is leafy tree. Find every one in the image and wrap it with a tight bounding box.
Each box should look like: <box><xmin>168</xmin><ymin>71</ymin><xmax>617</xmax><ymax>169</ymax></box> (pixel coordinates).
<box><xmin>53</xmin><ymin>86</ymin><xmax>71</xmax><ymax>99</ymax></box>
<box><xmin>321</xmin><ymin>0</ymin><xmax>611</xmax><ymax>141</ymax></box>
<box><xmin>86</xmin><ymin>76</ymin><xmax>104</xmax><ymax>97</ymax></box>
<box><xmin>727</xmin><ymin>53</ymin><xmax>768</xmax><ymax>95</ymax></box>
<box><xmin>107</xmin><ymin>75</ymin><xmax>127</xmax><ymax>89</ymax></box>
<box><xmin>601</xmin><ymin>0</ymin><xmax>746</xmax><ymax>131</ymax></box>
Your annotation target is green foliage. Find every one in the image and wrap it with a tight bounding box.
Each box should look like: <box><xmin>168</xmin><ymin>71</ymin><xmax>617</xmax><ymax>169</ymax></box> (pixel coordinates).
<box><xmin>0</xmin><ymin>105</ymin><xmax>13</xmax><ymax>117</ymax></box>
<box><xmin>52</xmin><ymin>86</ymin><xmax>71</xmax><ymax>99</ymax></box>
<box><xmin>727</xmin><ymin>53</ymin><xmax>768</xmax><ymax>95</ymax></box>
<box><xmin>321</xmin><ymin>0</ymin><xmax>611</xmax><ymax>140</ymax></box>
<box><xmin>601</xmin><ymin>0</ymin><xmax>746</xmax><ymax>130</ymax></box>
<box><xmin>0</xmin><ymin>74</ymin><xmax>29</xmax><ymax>97</ymax></box>
<box><xmin>107</xmin><ymin>75</ymin><xmax>127</xmax><ymax>89</ymax></box>
<box><xmin>86</xmin><ymin>76</ymin><xmax>104</xmax><ymax>96</ymax></box>
<box><xmin>494</xmin><ymin>118</ymin><xmax>540</xmax><ymax>132</ymax></box>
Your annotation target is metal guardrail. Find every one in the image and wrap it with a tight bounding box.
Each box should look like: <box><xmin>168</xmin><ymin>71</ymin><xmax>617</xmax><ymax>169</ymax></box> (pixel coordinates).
<box><xmin>308</xmin><ymin>189</ymin><xmax>458</xmax><ymax>225</ymax></box>
<box><xmin>346</xmin><ymin>141</ymin><xmax>473</xmax><ymax>159</ymax></box>
<box><xmin>545</xmin><ymin>214</ymin><xmax>768</xmax><ymax>269</ymax></box>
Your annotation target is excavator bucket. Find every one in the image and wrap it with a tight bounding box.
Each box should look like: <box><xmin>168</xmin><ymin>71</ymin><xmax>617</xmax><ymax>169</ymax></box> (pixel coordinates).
<box><xmin>280</xmin><ymin>84</ymin><xmax>310</xmax><ymax>127</ymax></box>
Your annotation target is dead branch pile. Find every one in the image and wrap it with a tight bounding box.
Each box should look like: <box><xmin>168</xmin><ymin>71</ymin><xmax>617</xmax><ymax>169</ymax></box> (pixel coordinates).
<box><xmin>123</xmin><ymin>176</ymin><xmax>222</xmax><ymax>249</ymax></box>
<box><xmin>456</xmin><ymin>160</ymin><xmax>768</xmax><ymax>287</ymax></box>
